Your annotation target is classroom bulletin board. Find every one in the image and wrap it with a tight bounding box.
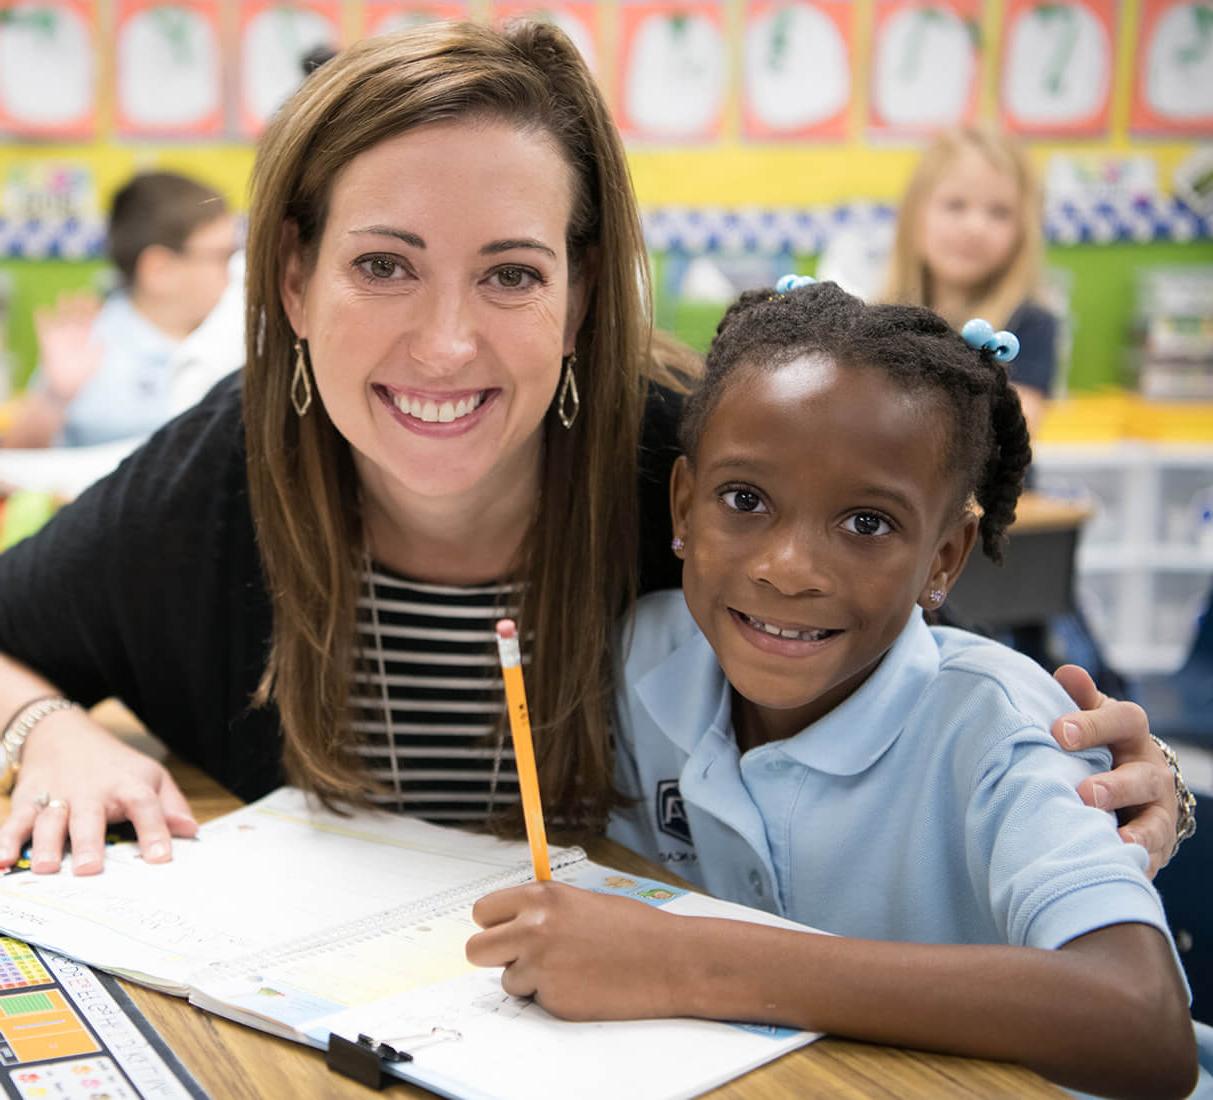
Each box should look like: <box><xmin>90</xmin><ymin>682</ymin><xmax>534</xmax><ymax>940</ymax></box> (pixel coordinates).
<box><xmin>0</xmin><ymin>0</ymin><xmax>1210</xmax><ymax>394</ymax></box>
<box><xmin>0</xmin><ymin>0</ymin><xmax>1208</xmax><ymax>218</ymax></box>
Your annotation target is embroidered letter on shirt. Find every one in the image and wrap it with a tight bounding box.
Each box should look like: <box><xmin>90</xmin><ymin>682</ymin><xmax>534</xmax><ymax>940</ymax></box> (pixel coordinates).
<box><xmin>657</xmin><ymin>779</ymin><xmax>693</xmax><ymax>844</ymax></box>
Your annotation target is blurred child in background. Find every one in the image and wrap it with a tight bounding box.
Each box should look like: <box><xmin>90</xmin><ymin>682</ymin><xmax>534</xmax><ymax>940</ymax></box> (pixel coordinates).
<box><xmin>2</xmin><ymin>171</ymin><xmax>239</xmax><ymax>449</ymax></box>
<box><xmin>883</xmin><ymin>126</ymin><xmax>1056</xmax><ymax>438</ymax></box>
<box><xmin>884</xmin><ymin>127</ymin><xmax>1132</xmax><ymax>695</ymax></box>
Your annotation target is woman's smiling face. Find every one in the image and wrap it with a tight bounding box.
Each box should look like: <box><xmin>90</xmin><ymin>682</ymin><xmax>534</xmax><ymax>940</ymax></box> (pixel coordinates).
<box><xmin>281</xmin><ymin>118</ymin><xmax>587</xmax><ymax>503</ymax></box>
<box><xmin>671</xmin><ymin>355</ymin><xmax>977</xmax><ymax>744</ymax></box>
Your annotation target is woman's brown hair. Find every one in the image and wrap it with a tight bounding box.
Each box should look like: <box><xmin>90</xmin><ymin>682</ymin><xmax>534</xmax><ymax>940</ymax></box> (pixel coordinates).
<box><xmin>244</xmin><ymin>20</ymin><xmax>670</xmax><ymax>829</ymax></box>
<box><xmin>882</xmin><ymin>125</ymin><xmax>1044</xmax><ymax>330</ymax></box>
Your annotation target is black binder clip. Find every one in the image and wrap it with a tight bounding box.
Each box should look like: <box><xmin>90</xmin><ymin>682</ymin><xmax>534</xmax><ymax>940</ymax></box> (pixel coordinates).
<box><xmin>326</xmin><ymin>1032</ymin><xmax>412</xmax><ymax>1090</ymax></box>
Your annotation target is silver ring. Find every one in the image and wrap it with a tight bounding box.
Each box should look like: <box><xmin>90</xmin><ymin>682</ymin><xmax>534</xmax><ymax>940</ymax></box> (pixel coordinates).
<box><xmin>44</xmin><ymin>799</ymin><xmax>69</xmax><ymax>813</ymax></box>
<box><xmin>32</xmin><ymin>792</ymin><xmax>50</xmax><ymax>810</ymax></box>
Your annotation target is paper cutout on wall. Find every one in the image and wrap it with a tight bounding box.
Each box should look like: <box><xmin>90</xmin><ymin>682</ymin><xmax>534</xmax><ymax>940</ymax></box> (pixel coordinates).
<box><xmin>617</xmin><ymin>1</ymin><xmax>728</xmax><ymax>142</ymax></box>
<box><xmin>115</xmin><ymin>1</ymin><xmax>223</xmax><ymax>137</ymax></box>
<box><xmin>365</xmin><ymin>0</ymin><xmax>469</xmax><ymax>35</ymax></box>
<box><xmin>1131</xmin><ymin>0</ymin><xmax>1213</xmax><ymax>135</ymax></box>
<box><xmin>0</xmin><ymin>1</ymin><xmax>97</xmax><ymax>138</ymax></box>
<box><xmin>239</xmin><ymin>0</ymin><xmax>342</xmax><ymax>137</ymax></box>
<box><xmin>742</xmin><ymin>0</ymin><xmax>852</xmax><ymax>141</ymax></box>
<box><xmin>1</xmin><ymin>163</ymin><xmax>97</xmax><ymax>225</ymax></box>
<box><xmin>868</xmin><ymin>0</ymin><xmax>981</xmax><ymax>135</ymax></box>
<box><xmin>1174</xmin><ymin>146</ymin><xmax>1213</xmax><ymax>212</ymax></box>
<box><xmin>491</xmin><ymin>2</ymin><xmax>601</xmax><ymax>75</ymax></box>
<box><xmin>1000</xmin><ymin>0</ymin><xmax>1114</xmax><ymax>136</ymax></box>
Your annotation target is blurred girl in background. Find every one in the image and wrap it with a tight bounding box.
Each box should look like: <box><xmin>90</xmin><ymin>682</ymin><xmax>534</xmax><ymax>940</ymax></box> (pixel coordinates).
<box><xmin>885</xmin><ymin>126</ymin><xmax>1135</xmax><ymax>695</ymax></box>
<box><xmin>883</xmin><ymin>126</ymin><xmax>1056</xmax><ymax>438</ymax></box>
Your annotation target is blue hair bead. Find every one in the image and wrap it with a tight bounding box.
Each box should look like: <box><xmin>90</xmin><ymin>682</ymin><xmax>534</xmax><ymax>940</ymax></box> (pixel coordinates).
<box><xmin>990</xmin><ymin>330</ymin><xmax>1020</xmax><ymax>363</ymax></box>
<box><xmin>774</xmin><ymin>273</ymin><xmax>816</xmax><ymax>293</ymax></box>
<box><xmin>961</xmin><ymin>318</ymin><xmax>1019</xmax><ymax>363</ymax></box>
<box><xmin>961</xmin><ymin>318</ymin><xmax>995</xmax><ymax>349</ymax></box>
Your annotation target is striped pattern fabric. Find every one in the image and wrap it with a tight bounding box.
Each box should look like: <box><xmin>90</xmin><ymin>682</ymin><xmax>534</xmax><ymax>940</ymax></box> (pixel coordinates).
<box><xmin>351</xmin><ymin>565</ymin><xmax>522</xmax><ymax>824</ymax></box>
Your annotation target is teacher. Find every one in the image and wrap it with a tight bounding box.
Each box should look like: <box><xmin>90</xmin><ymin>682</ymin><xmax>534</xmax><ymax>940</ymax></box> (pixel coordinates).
<box><xmin>0</xmin><ymin>21</ymin><xmax>1187</xmax><ymax>877</ymax></box>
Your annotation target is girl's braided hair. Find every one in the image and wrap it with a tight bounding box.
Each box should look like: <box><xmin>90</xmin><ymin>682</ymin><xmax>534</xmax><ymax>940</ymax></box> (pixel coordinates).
<box><xmin>679</xmin><ymin>280</ymin><xmax>1031</xmax><ymax>563</ymax></box>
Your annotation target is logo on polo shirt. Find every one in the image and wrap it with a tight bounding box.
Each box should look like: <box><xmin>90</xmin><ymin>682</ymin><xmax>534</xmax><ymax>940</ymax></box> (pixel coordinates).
<box><xmin>656</xmin><ymin>779</ymin><xmax>692</xmax><ymax>844</ymax></box>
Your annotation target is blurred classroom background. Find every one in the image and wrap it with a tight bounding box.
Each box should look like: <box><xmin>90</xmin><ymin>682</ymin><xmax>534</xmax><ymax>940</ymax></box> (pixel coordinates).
<box><xmin>0</xmin><ymin>1</ymin><xmax>1210</xmax><ymax>742</ymax></box>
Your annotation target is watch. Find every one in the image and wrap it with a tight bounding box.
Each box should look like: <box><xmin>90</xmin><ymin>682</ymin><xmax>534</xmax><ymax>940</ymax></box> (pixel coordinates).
<box><xmin>0</xmin><ymin>697</ymin><xmax>81</xmax><ymax>795</ymax></box>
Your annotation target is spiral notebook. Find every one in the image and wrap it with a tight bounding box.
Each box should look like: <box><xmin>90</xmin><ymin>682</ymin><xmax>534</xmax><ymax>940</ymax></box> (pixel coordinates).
<box><xmin>0</xmin><ymin>788</ymin><xmax>822</xmax><ymax>1100</ymax></box>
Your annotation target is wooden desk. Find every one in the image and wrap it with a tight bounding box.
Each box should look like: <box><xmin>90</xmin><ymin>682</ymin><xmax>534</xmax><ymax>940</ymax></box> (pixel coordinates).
<box><xmin>72</xmin><ymin>748</ymin><xmax>1061</xmax><ymax>1100</ymax></box>
<box><xmin>1011</xmin><ymin>491</ymin><xmax>1095</xmax><ymax>535</ymax></box>
<box><xmin>948</xmin><ymin>490</ymin><xmax>1093</xmax><ymax>633</ymax></box>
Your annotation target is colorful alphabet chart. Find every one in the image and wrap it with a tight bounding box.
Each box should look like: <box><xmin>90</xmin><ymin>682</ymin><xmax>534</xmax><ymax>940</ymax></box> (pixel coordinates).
<box><xmin>0</xmin><ymin>937</ymin><xmax>203</xmax><ymax>1100</ymax></box>
<box><xmin>0</xmin><ymin>943</ymin><xmax>49</xmax><ymax>993</ymax></box>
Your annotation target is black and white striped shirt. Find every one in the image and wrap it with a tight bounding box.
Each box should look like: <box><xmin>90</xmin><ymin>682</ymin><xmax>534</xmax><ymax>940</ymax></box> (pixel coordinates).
<box><xmin>351</xmin><ymin>565</ymin><xmax>522</xmax><ymax>824</ymax></box>
<box><xmin>0</xmin><ymin>372</ymin><xmax>681</xmax><ymax>810</ymax></box>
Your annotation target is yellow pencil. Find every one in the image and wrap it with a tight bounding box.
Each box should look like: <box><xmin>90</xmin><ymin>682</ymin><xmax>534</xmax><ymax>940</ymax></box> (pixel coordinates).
<box><xmin>495</xmin><ymin>619</ymin><xmax>551</xmax><ymax>881</ymax></box>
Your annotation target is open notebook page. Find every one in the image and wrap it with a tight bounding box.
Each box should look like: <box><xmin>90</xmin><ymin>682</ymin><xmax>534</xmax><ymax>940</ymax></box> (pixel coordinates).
<box><xmin>192</xmin><ymin>859</ymin><xmax>822</xmax><ymax>1100</ymax></box>
<box><xmin>0</xmin><ymin>787</ymin><xmax>556</xmax><ymax>992</ymax></box>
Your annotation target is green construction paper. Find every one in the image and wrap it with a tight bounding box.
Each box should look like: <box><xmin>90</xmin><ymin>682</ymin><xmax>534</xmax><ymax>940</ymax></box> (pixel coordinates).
<box><xmin>0</xmin><ymin>490</ymin><xmax>58</xmax><ymax>551</ymax></box>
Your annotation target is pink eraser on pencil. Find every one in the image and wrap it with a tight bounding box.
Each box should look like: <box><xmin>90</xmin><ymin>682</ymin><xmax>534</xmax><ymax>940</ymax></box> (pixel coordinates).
<box><xmin>495</xmin><ymin>619</ymin><xmax>517</xmax><ymax>639</ymax></box>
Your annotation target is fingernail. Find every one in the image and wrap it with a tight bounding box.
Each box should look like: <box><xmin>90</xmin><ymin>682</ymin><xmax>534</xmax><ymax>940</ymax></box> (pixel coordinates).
<box><xmin>1061</xmin><ymin>721</ymin><xmax>1080</xmax><ymax>749</ymax></box>
<box><xmin>1091</xmin><ymin>782</ymin><xmax>1108</xmax><ymax>809</ymax></box>
<box><xmin>73</xmin><ymin>852</ymin><xmax>100</xmax><ymax>869</ymax></box>
<box><xmin>145</xmin><ymin>842</ymin><xmax>169</xmax><ymax>862</ymax></box>
<box><xmin>1123</xmin><ymin>830</ymin><xmax>1139</xmax><ymax>847</ymax></box>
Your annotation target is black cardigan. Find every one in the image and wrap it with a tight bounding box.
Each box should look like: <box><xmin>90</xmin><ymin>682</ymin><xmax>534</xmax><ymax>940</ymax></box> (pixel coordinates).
<box><xmin>0</xmin><ymin>372</ymin><xmax>684</xmax><ymax>801</ymax></box>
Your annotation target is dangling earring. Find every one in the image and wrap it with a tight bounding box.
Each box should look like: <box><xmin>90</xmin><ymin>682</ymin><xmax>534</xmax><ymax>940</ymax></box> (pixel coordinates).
<box><xmin>291</xmin><ymin>339</ymin><xmax>313</xmax><ymax>418</ymax></box>
<box><xmin>557</xmin><ymin>353</ymin><xmax>580</xmax><ymax>430</ymax></box>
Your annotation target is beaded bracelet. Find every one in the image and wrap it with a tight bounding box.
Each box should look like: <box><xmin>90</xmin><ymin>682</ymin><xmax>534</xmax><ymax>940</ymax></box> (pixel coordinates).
<box><xmin>0</xmin><ymin>696</ymin><xmax>82</xmax><ymax>794</ymax></box>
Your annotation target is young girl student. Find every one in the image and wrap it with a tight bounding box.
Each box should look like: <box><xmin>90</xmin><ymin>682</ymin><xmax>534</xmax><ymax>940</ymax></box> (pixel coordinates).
<box><xmin>882</xmin><ymin>126</ymin><xmax>1129</xmax><ymax>693</ymax></box>
<box><xmin>466</xmin><ymin>280</ymin><xmax>1201</xmax><ymax>1099</ymax></box>
<box><xmin>883</xmin><ymin>126</ymin><xmax>1056</xmax><ymax>437</ymax></box>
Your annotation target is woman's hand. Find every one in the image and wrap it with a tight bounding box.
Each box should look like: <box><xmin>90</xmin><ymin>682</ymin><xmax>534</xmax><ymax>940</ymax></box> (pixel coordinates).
<box><xmin>466</xmin><ymin>882</ymin><xmax>684</xmax><ymax>1021</ymax></box>
<box><xmin>1052</xmin><ymin>665</ymin><xmax>1178</xmax><ymax>877</ymax></box>
<box><xmin>0</xmin><ymin>709</ymin><xmax>197</xmax><ymax>875</ymax></box>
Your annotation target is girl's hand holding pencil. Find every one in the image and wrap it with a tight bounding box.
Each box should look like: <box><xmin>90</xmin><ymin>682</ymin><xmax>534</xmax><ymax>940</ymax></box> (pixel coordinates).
<box><xmin>466</xmin><ymin>880</ymin><xmax>689</xmax><ymax>1021</ymax></box>
<box><xmin>483</xmin><ymin>619</ymin><xmax>691</xmax><ymax>1021</ymax></box>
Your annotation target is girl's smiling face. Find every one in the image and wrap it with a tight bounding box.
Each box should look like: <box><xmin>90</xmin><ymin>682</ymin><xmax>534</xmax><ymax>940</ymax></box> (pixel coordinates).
<box><xmin>671</xmin><ymin>355</ymin><xmax>977</xmax><ymax>746</ymax></box>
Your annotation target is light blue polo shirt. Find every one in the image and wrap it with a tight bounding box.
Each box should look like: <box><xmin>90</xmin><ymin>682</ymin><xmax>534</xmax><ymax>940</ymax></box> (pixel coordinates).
<box><xmin>607</xmin><ymin>590</ymin><xmax>1171</xmax><ymax>953</ymax></box>
<box><xmin>31</xmin><ymin>292</ymin><xmax>181</xmax><ymax>448</ymax></box>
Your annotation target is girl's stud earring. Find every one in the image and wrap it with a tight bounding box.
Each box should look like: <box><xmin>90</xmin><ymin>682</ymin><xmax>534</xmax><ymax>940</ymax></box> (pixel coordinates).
<box><xmin>929</xmin><ymin>588</ymin><xmax>946</xmax><ymax>607</ymax></box>
<box><xmin>671</xmin><ymin>536</ymin><xmax>685</xmax><ymax>553</ymax></box>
